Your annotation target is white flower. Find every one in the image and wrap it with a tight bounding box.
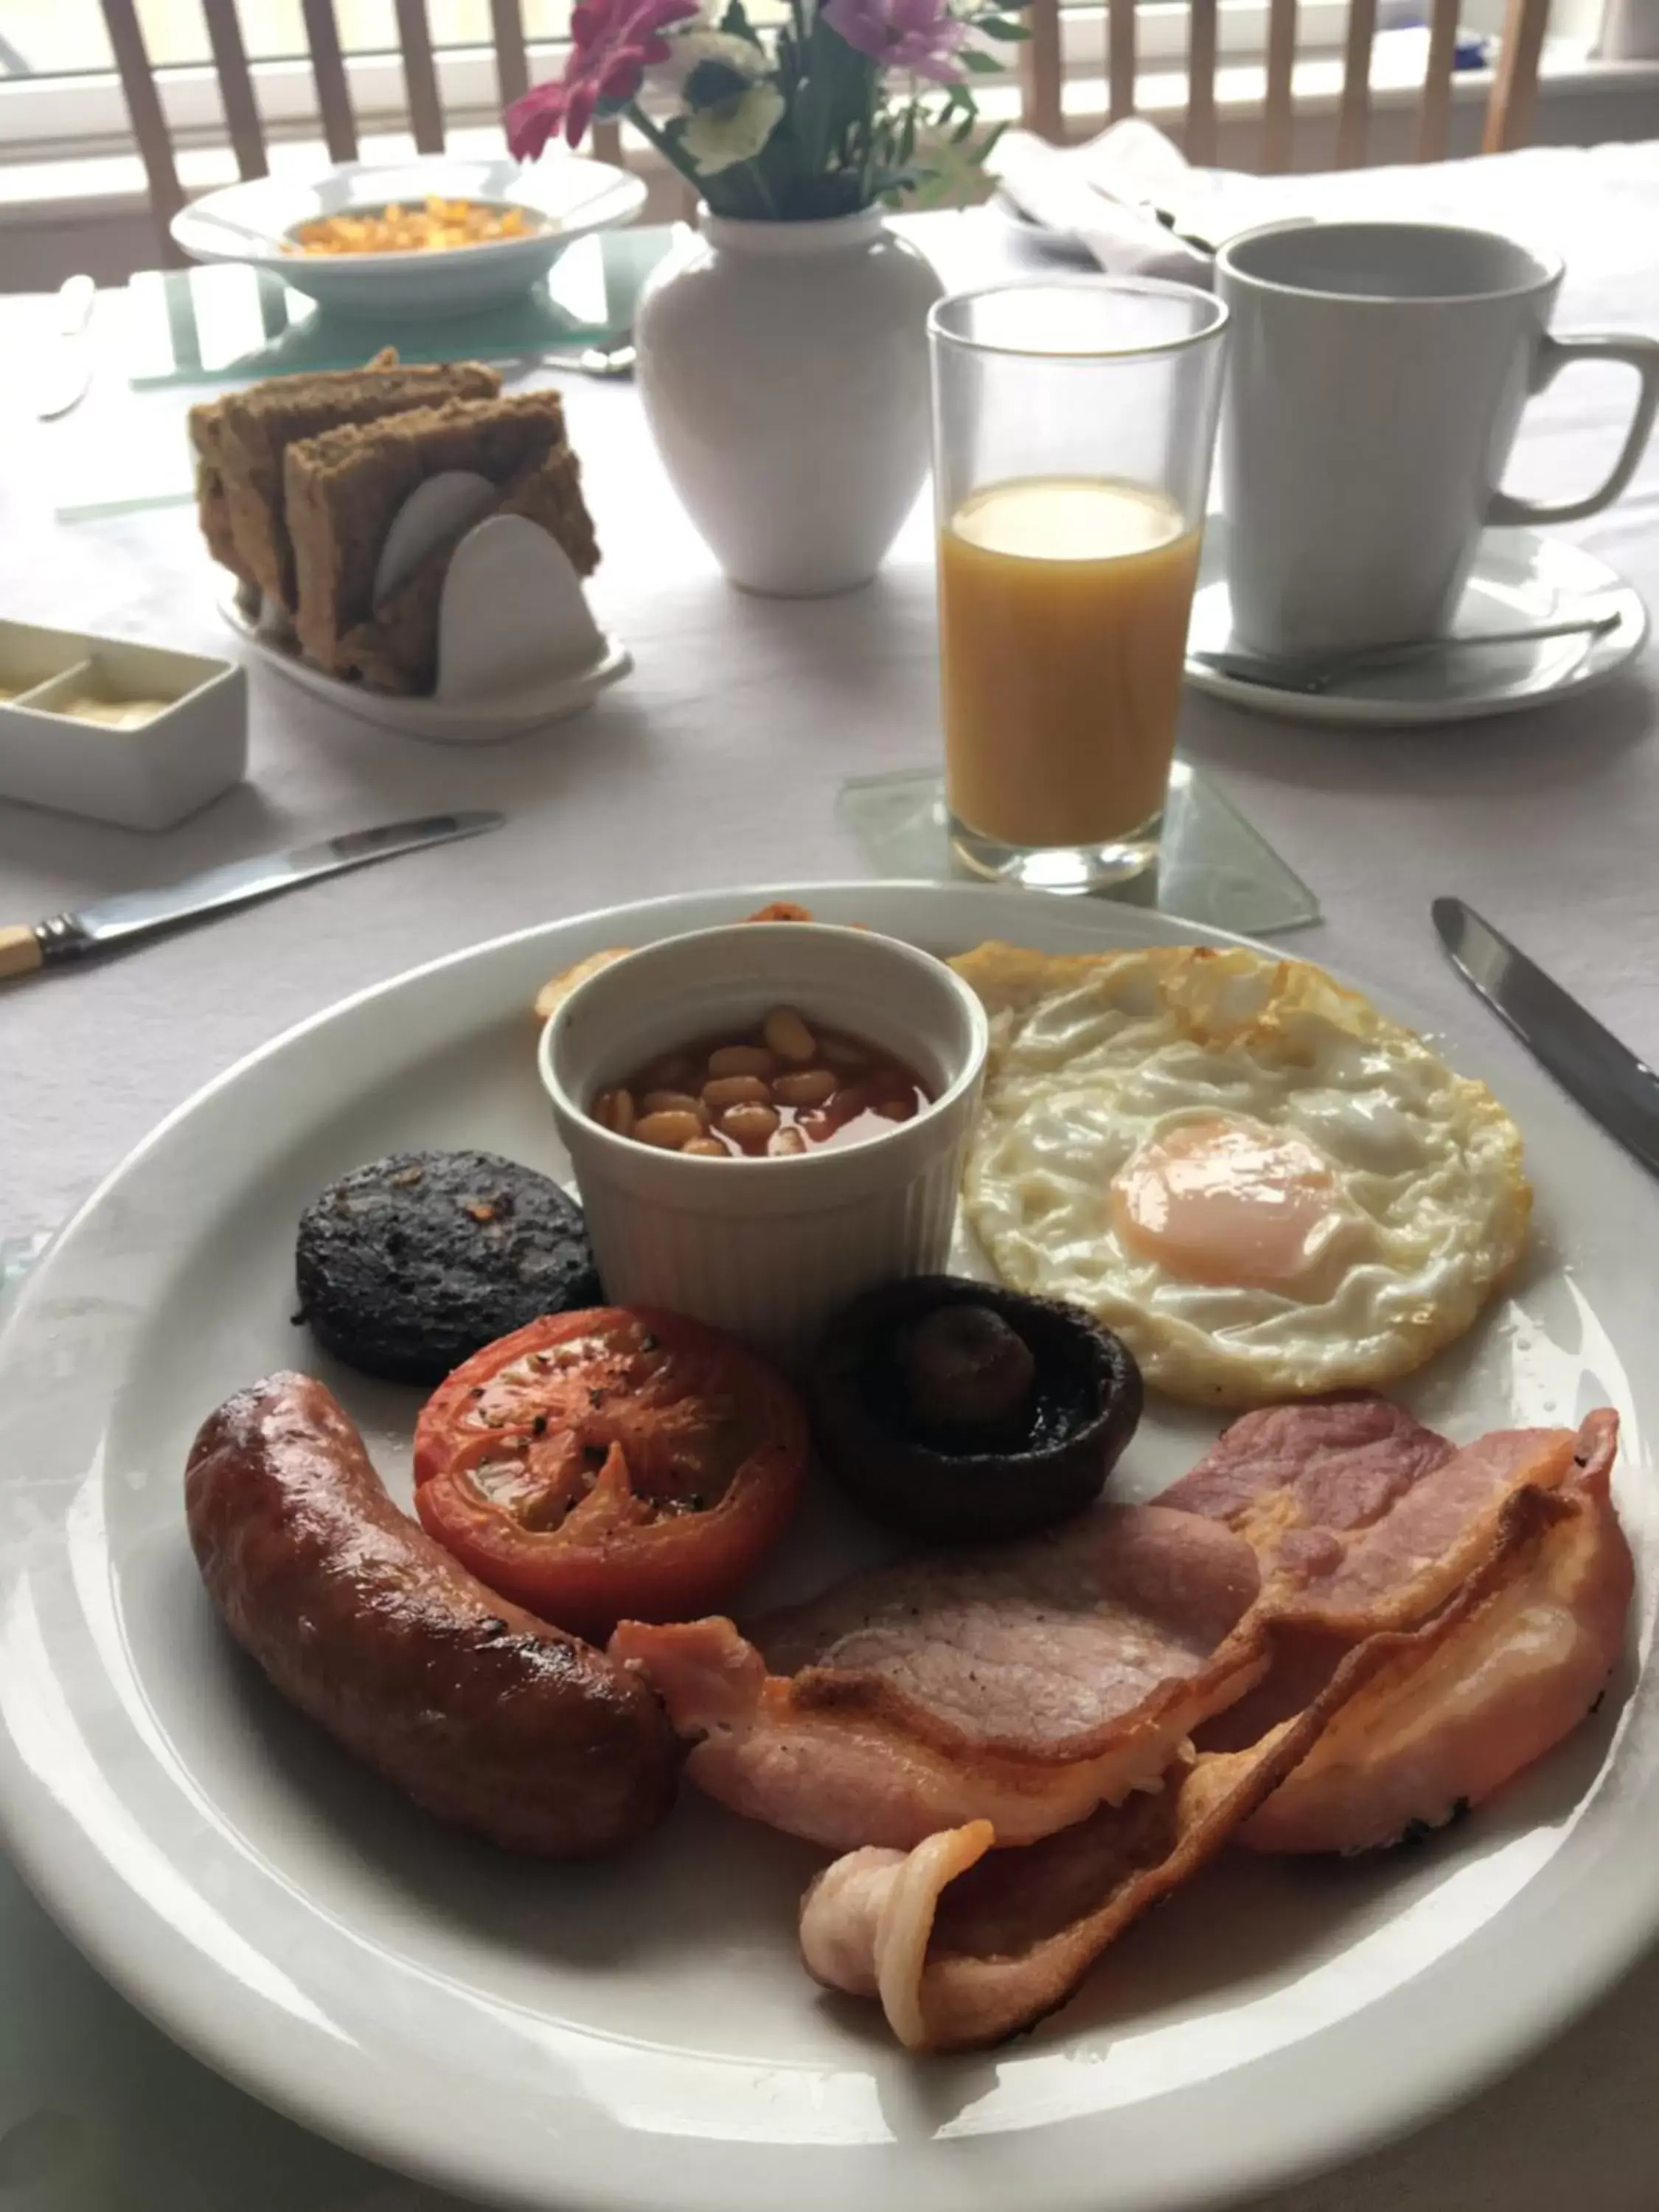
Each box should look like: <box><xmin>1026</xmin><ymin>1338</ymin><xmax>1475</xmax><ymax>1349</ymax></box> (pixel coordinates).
<box><xmin>679</xmin><ymin>81</ymin><xmax>785</xmax><ymax>172</ymax></box>
<box><xmin>650</xmin><ymin>27</ymin><xmax>770</xmax><ymax>94</ymax></box>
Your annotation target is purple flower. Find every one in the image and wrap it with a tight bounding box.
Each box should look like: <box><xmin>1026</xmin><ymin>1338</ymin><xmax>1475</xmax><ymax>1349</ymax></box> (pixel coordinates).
<box><xmin>821</xmin><ymin>0</ymin><xmax>967</xmax><ymax>83</ymax></box>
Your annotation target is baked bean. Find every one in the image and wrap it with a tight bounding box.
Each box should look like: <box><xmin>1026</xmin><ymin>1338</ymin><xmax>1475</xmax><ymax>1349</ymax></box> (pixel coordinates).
<box><xmin>771</xmin><ymin>1067</ymin><xmax>837</xmax><ymax>1110</ymax></box>
<box><xmin>763</xmin><ymin>1007</ymin><xmax>816</xmax><ymax>1064</ymax></box>
<box><xmin>827</xmin><ymin>1079</ymin><xmax>876</xmax><ymax>1123</ymax></box>
<box><xmin>708</xmin><ymin>1044</ymin><xmax>778</xmax><ymax>1079</ymax></box>
<box><xmin>596</xmin><ymin>1015</ymin><xmax>929</xmax><ymax>1158</ymax></box>
<box><xmin>720</xmin><ymin>1102</ymin><xmax>780</xmax><ymax>1148</ymax></box>
<box><xmin>594</xmin><ymin>1087</ymin><xmax>636</xmax><ymax>1137</ymax></box>
<box><xmin>636</xmin><ymin>1109</ymin><xmax>704</xmax><ymax>1150</ymax></box>
<box><xmin>641</xmin><ymin>1089</ymin><xmax>708</xmax><ymax>1124</ymax></box>
<box><xmin>702</xmin><ymin>1074</ymin><xmax>771</xmax><ymax>1111</ymax></box>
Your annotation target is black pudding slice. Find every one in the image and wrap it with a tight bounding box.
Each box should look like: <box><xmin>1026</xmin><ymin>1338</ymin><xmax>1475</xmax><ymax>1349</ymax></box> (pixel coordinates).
<box><xmin>295</xmin><ymin>1149</ymin><xmax>601</xmax><ymax>1384</ymax></box>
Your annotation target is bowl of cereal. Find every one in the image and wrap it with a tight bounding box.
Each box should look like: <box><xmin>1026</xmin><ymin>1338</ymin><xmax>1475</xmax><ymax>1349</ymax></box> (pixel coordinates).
<box><xmin>171</xmin><ymin>153</ymin><xmax>645</xmax><ymax>317</ymax></box>
<box><xmin>538</xmin><ymin>923</ymin><xmax>990</xmax><ymax>1362</ymax></box>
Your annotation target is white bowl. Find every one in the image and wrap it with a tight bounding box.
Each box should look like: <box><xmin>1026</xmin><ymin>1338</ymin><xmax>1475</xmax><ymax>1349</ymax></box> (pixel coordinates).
<box><xmin>170</xmin><ymin>154</ymin><xmax>646</xmax><ymax>318</ymax></box>
<box><xmin>539</xmin><ymin>922</ymin><xmax>990</xmax><ymax>1361</ymax></box>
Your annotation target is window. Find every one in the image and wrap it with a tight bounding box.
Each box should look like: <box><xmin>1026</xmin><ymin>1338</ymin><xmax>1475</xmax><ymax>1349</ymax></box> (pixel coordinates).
<box><xmin>1</xmin><ymin>0</ymin><xmax>571</xmax><ymax>78</ymax></box>
<box><xmin>1</xmin><ymin>0</ymin><xmax>572</xmax><ymax>160</ymax></box>
<box><xmin>0</xmin><ymin>0</ymin><xmax>1622</xmax><ymax>173</ymax></box>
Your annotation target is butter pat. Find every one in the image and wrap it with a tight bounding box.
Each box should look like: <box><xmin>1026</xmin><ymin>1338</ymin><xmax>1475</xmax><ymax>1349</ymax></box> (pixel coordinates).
<box><xmin>48</xmin><ymin>693</ymin><xmax>174</xmax><ymax>729</ymax></box>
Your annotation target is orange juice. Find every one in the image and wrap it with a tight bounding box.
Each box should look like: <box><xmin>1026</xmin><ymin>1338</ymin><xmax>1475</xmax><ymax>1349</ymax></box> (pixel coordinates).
<box><xmin>939</xmin><ymin>476</ymin><xmax>1203</xmax><ymax>849</ymax></box>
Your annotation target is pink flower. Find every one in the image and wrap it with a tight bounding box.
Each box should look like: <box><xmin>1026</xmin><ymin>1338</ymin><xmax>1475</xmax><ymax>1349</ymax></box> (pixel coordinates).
<box><xmin>507</xmin><ymin>0</ymin><xmax>700</xmax><ymax>156</ymax></box>
<box><xmin>821</xmin><ymin>0</ymin><xmax>967</xmax><ymax>83</ymax></box>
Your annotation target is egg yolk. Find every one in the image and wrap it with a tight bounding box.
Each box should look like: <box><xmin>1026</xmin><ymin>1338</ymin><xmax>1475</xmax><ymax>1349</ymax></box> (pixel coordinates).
<box><xmin>1111</xmin><ymin>1116</ymin><xmax>1345</xmax><ymax>1290</ymax></box>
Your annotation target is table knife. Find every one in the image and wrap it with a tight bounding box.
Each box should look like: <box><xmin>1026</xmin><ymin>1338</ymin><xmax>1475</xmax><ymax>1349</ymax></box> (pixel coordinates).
<box><xmin>1433</xmin><ymin>895</ymin><xmax>1659</xmax><ymax>1176</ymax></box>
<box><xmin>32</xmin><ymin>274</ymin><xmax>97</xmax><ymax>421</ymax></box>
<box><xmin>0</xmin><ymin>810</ymin><xmax>504</xmax><ymax>983</ymax></box>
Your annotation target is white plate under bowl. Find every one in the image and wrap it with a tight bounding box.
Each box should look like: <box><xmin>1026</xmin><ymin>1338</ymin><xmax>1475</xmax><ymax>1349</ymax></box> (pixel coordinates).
<box><xmin>0</xmin><ymin>882</ymin><xmax>1655</xmax><ymax>2212</ymax></box>
<box><xmin>171</xmin><ymin>154</ymin><xmax>647</xmax><ymax>317</ymax></box>
<box><xmin>1186</xmin><ymin>523</ymin><xmax>1649</xmax><ymax>726</ymax></box>
<box><xmin>219</xmin><ymin>582</ymin><xmax>631</xmax><ymax>740</ymax></box>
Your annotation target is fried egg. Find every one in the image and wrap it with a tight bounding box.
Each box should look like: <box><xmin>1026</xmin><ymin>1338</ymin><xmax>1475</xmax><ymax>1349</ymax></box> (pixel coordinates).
<box><xmin>952</xmin><ymin>943</ymin><xmax>1531</xmax><ymax>1408</ymax></box>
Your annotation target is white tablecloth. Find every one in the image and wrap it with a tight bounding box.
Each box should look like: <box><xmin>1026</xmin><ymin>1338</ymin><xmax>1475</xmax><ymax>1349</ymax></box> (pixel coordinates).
<box><xmin>1</xmin><ymin>139</ymin><xmax>1658</xmax><ymax>2212</ymax></box>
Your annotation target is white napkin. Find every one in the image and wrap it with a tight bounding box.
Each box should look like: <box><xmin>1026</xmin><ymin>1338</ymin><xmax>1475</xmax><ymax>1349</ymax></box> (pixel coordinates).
<box><xmin>993</xmin><ymin>119</ymin><xmax>1218</xmax><ymax>282</ymax></box>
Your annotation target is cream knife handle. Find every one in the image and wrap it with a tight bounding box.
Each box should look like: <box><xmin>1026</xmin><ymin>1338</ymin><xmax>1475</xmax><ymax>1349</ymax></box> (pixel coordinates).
<box><xmin>0</xmin><ymin>928</ymin><xmax>44</xmax><ymax>982</ymax></box>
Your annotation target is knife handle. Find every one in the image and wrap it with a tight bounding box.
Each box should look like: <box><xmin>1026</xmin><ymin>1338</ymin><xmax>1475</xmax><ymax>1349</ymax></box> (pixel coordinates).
<box><xmin>0</xmin><ymin>928</ymin><xmax>44</xmax><ymax>983</ymax></box>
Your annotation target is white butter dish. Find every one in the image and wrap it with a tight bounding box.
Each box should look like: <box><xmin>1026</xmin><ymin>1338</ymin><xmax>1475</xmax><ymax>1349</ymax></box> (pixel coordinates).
<box><xmin>0</xmin><ymin>620</ymin><xmax>246</xmax><ymax>830</ymax></box>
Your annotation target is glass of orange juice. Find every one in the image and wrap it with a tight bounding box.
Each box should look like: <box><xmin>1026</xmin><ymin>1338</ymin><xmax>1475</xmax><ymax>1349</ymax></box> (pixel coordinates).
<box><xmin>928</xmin><ymin>282</ymin><xmax>1228</xmax><ymax>893</ymax></box>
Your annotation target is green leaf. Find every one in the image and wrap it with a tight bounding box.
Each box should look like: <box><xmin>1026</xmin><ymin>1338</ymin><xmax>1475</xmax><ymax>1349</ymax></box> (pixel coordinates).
<box><xmin>969</xmin><ymin>117</ymin><xmax>1009</xmax><ymax>163</ymax></box>
<box><xmin>959</xmin><ymin>47</ymin><xmax>1006</xmax><ymax>72</ymax></box>
<box><xmin>793</xmin><ymin>12</ymin><xmax>880</xmax><ymax>178</ymax></box>
<box><xmin>949</xmin><ymin>107</ymin><xmax>978</xmax><ymax>142</ymax></box>
<box><xmin>975</xmin><ymin>15</ymin><xmax>1032</xmax><ymax>36</ymax></box>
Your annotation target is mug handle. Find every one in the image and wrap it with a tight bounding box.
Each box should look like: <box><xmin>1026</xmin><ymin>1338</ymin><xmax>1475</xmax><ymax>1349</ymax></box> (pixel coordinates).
<box><xmin>1489</xmin><ymin>331</ymin><xmax>1659</xmax><ymax>526</ymax></box>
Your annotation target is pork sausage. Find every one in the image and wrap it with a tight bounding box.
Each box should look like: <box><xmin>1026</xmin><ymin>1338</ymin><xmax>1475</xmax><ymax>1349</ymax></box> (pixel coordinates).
<box><xmin>185</xmin><ymin>1371</ymin><xmax>679</xmax><ymax>1854</ymax></box>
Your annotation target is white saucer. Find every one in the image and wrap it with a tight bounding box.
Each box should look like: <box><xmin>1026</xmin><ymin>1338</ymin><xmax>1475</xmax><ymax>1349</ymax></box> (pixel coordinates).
<box><xmin>1186</xmin><ymin>524</ymin><xmax>1649</xmax><ymax>727</ymax></box>
<box><xmin>219</xmin><ymin>583</ymin><xmax>631</xmax><ymax>742</ymax></box>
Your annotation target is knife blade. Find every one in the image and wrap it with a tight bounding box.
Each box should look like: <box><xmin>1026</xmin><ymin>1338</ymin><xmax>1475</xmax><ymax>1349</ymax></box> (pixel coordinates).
<box><xmin>32</xmin><ymin>274</ymin><xmax>97</xmax><ymax>421</ymax></box>
<box><xmin>0</xmin><ymin>810</ymin><xmax>504</xmax><ymax>982</ymax></box>
<box><xmin>1433</xmin><ymin>895</ymin><xmax>1659</xmax><ymax>1177</ymax></box>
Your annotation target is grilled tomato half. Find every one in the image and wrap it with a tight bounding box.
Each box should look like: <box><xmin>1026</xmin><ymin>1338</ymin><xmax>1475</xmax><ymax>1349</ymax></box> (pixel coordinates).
<box><xmin>414</xmin><ymin>1307</ymin><xmax>807</xmax><ymax>1638</ymax></box>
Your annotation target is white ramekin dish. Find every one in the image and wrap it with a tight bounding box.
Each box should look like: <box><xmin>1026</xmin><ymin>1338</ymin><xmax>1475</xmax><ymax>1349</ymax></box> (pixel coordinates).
<box><xmin>539</xmin><ymin>922</ymin><xmax>990</xmax><ymax>1362</ymax></box>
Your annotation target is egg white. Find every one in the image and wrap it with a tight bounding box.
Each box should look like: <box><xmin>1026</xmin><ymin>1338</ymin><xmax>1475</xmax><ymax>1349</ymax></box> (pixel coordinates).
<box><xmin>952</xmin><ymin>943</ymin><xmax>1531</xmax><ymax>1408</ymax></box>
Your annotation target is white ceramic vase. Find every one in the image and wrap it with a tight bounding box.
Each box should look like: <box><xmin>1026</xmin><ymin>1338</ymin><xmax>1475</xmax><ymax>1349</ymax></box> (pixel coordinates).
<box><xmin>634</xmin><ymin>207</ymin><xmax>945</xmax><ymax>597</ymax></box>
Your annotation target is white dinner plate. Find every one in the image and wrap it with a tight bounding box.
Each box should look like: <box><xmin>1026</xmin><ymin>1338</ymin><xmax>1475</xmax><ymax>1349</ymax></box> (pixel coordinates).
<box><xmin>1186</xmin><ymin>523</ymin><xmax>1649</xmax><ymax>726</ymax></box>
<box><xmin>0</xmin><ymin>881</ymin><xmax>1655</xmax><ymax>2212</ymax></box>
<box><xmin>170</xmin><ymin>154</ymin><xmax>647</xmax><ymax>318</ymax></box>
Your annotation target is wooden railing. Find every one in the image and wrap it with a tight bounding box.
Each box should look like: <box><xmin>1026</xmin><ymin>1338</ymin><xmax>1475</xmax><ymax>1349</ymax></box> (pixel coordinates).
<box><xmin>103</xmin><ymin>0</ymin><xmax>1554</xmax><ymax>250</ymax></box>
<box><xmin>1018</xmin><ymin>0</ymin><xmax>1552</xmax><ymax>168</ymax></box>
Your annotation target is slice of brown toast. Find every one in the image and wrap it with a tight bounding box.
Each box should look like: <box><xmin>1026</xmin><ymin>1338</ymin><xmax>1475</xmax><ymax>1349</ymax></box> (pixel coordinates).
<box><xmin>285</xmin><ymin>389</ymin><xmax>599</xmax><ymax>693</ymax></box>
<box><xmin>192</xmin><ymin>352</ymin><xmax>502</xmax><ymax>615</ymax></box>
<box><xmin>189</xmin><ymin>349</ymin><xmax>398</xmax><ymax>596</ymax></box>
<box><xmin>187</xmin><ymin>402</ymin><xmax>251</xmax><ymax>591</ymax></box>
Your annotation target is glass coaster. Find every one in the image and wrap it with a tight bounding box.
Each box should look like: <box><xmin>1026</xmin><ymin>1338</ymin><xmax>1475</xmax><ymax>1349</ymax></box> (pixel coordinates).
<box><xmin>120</xmin><ymin>224</ymin><xmax>675</xmax><ymax>389</ymax></box>
<box><xmin>837</xmin><ymin>761</ymin><xmax>1321</xmax><ymax>937</ymax></box>
<box><xmin>55</xmin><ymin>229</ymin><xmax>678</xmax><ymax>521</ymax></box>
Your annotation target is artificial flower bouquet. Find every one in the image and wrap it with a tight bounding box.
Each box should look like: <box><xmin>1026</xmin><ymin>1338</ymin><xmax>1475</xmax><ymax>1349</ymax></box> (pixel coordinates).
<box><xmin>507</xmin><ymin>0</ymin><xmax>1029</xmax><ymax>218</ymax></box>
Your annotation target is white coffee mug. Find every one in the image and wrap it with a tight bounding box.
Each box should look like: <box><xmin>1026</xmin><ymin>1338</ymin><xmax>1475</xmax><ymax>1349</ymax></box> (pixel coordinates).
<box><xmin>1214</xmin><ymin>220</ymin><xmax>1659</xmax><ymax>658</ymax></box>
